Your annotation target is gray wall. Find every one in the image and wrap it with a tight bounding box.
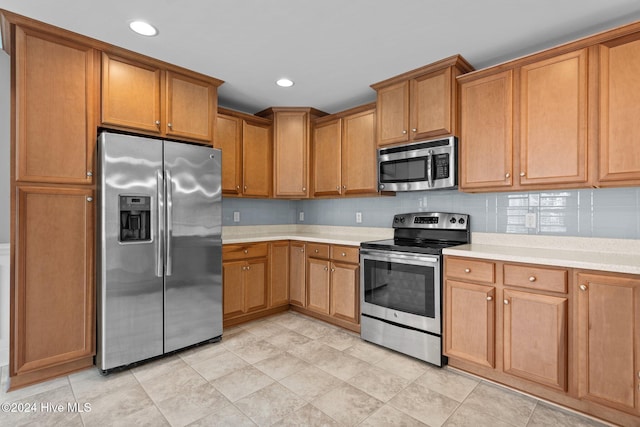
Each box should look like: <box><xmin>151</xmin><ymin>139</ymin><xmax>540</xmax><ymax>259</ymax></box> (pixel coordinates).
<box><xmin>224</xmin><ymin>186</ymin><xmax>640</xmax><ymax>240</ymax></box>
<box><xmin>0</xmin><ymin>52</ymin><xmax>10</xmax><ymax>244</ymax></box>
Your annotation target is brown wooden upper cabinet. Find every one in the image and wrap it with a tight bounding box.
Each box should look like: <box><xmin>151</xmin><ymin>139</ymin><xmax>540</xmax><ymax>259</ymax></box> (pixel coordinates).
<box><xmin>313</xmin><ymin>104</ymin><xmax>377</xmax><ymax>197</ymax></box>
<box><xmin>598</xmin><ymin>32</ymin><xmax>640</xmax><ymax>187</ymax></box>
<box><xmin>371</xmin><ymin>55</ymin><xmax>473</xmax><ymax>147</ymax></box>
<box><xmin>13</xmin><ymin>25</ymin><xmax>98</xmax><ymax>185</ymax></box>
<box><xmin>101</xmin><ymin>52</ymin><xmax>221</xmax><ymax>144</ymax></box>
<box><xmin>257</xmin><ymin>107</ymin><xmax>327</xmax><ymax>198</ymax></box>
<box><xmin>215</xmin><ymin>109</ymin><xmax>272</xmax><ymax>197</ymax></box>
<box><xmin>459</xmin><ymin>49</ymin><xmax>589</xmax><ymax>192</ymax></box>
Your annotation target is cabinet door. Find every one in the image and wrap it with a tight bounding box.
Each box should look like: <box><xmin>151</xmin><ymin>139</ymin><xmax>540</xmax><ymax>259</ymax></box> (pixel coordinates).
<box><xmin>342</xmin><ymin>109</ymin><xmax>377</xmax><ymax>195</ymax></box>
<box><xmin>519</xmin><ymin>50</ymin><xmax>588</xmax><ymax>186</ymax></box>
<box><xmin>598</xmin><ymin>34</ymin><xmax>640</xmax><ymax>185</ymax></box>
<box><xmin>165</xmin><ymin>71</ymin><xmax>215</xmax><ymax>143</ymax></box>
<box><xmin>376</xmin><ymin>81</ymin><xmax>410</xmax><ymax>146</ymax></box>
<box><xmin>307</xmin><ymin>258</ymin><xmax>330</xmax><ymax>314</ymax></box>
<box><xmin>101</xmin><ymin>53</ymin><xmax>161</xmax><ymax>133</ymax></box>
<box><xmin>289</xmin><ymin>242</ymin><xmax>306</xmax><ymax>307</ymax></box>
<box><xmin>313</xmin><ymin>119</ymin><xmax>342</xmax><ymax>197</ymax></box>
<box><xmin>222</xmin><ymin>261</ymin><xmax>245</xmax><ymax>319</ymax></box>
<box><xmin>330</xmin><ymin>262</ymin><xmax>359</xmax><ymax>324</ymax></box>
<box><xmin>269</xmin><ymin>242</ymin><xmax>290</xmax><ymax>307</ymax></box>
<box><xmin>503</xmin><ymin>289</ymin><xmax>568</xmax><ymax>391</ymax></box>
<box><xmin>243</xmin><ymin>120</ymin><xmax>271</xmax><ymax>197</ymax></box>
<box><xmin>14</xmin><ymin>186</ymin><xmax>94</xmax><ymax>375</ymax></box>
<box><xmin>444</xmin><ymin>280</ymin><xmax>496</xmax><ymax>368</ymax></box>
<box><xmin>273</xmin><ymin>111</ymin><xmax>308</xmax><ymax>197</ymax></box>
<box><xmin>577</xmin><ymin>273</ymin><xmax>640</xmax><ymax>414</ymax></box>
<box><xmin>14</xmin><ymin>26</ymin><xmax>97</xmax><ymax>184</ymax></box>
<box><xmin>460</xmin><ymin>70</ymin><xmax>513</xmax><ymax>190</ymax></box>
<box><xmin>411</xmin><ymin>68</ymin><xmax>452</xmax><ymax>140</ymax></box>
<box><xmin>245</xmin><ymin>258</ymin><xmax>268</xmax><ymax>313</ymax></box>
<box><xmin>216</xmin><ymin>114</ymin><xmax>242</xmax><ymax>195</ymax></box>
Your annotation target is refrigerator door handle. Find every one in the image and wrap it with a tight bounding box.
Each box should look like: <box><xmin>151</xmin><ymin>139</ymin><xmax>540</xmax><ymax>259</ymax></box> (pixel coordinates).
<box><xmin>166</xmin><ymin>169</ymin><xmax>173</xmax><ymax>276</ymax></box>
<box><xmin>156</xmin><ymin>169</ymin><xmax>164</xmax><ymax>278</ymax></box>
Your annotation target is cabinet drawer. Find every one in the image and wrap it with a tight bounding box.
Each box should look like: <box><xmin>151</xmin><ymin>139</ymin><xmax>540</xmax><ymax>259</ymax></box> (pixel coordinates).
<box><xmin>307</xmin><ymin>243</ymin><xmax>330</xmax><ymax>259</ymax></box>
<box><xmin>223</xmin><ymin>243</ymin><xmax>268</xmax><ymax>260</ymax></box>
<box><xmin>446</xmin><ymin>257</ymin><xmax>495</xmax><ymax>283</ymax></box>
<box><xmin>330</xmin><ymin>245</ymin><xmax>359</xmax><ymax>264</ymax></box>
<box><xmin>503</xmin><ymin>264</ymin><xmax>568</xmax><ymax>293</ymax></box>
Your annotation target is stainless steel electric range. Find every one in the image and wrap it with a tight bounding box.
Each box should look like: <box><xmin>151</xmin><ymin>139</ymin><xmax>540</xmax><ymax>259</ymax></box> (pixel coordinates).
<box><xmin>360</xmin><ymin>212</ymin><xmax>470</xmax><ymax>366</ymax></box>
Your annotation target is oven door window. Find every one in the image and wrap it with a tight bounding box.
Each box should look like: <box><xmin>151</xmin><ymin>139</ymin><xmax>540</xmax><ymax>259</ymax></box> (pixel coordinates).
<box><xmin>363</xmin><ymin>258</ymin><xmax>436</xmax><ymax>318</ymax></box>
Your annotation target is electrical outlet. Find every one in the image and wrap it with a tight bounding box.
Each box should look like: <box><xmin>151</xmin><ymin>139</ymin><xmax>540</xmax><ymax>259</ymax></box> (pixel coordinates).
<box><xmin>299</xmin><ymin>211</ymin><xmax>304</xmax><ymax>221</ymax></box>
<box><xmin>525</xmin><ymin>212</ymin><xmax>536</xmax><ymax>229</ymax></box>
<box><xmin>356</xmin><ymin>212</ymin><xmax>362</xmax><ymax>223</ymax></box>
<box><xmin>233</xmin><ymin>211</ymin><xmax>240</xmax><ymax>223</ymax></box>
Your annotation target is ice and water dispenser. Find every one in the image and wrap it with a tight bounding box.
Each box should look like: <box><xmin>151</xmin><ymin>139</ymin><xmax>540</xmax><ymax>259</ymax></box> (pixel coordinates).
<box><xmin>119</xmin><ymin>195</ymin><xmax>151</xmax><ymax>242</ymax></box>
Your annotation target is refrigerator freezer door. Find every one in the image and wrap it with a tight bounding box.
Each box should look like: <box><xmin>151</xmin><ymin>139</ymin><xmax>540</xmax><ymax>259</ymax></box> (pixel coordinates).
<box><xmin>163</xmin><ymin>141</ymin><xmax>223</xmax><ymax>352</ymax></box>
<box><xmin>97</xmin><ymin>133</ymin><xmax>164</xmax><ymax>370</ymax></box>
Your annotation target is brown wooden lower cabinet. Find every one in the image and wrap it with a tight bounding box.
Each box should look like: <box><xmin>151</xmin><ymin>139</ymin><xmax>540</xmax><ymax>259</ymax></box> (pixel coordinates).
<box><xmin>222</xmin><ymin>240</ymin><xmax>360</xmax><ymax>332</ymax></box>
<box><xmin>11</xmin><ymin>185</ymin><xmax>95</xmax><ymax>389</ymax></box>
<box><xmin>444</xmin><ymin>255</ymin><xmax>640</xmax><ymax>427</ymax></box>
<box><xmin>289</xmin><ymin>241</ymin><xmax>306</xmax><ymax>307</ymax></box>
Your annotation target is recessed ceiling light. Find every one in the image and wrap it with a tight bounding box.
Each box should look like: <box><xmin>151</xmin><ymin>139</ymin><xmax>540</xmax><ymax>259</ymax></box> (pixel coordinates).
<box><xmin>276</xmin><ymin>78</ymin><xmax>294</xmax><ymax>88</ymax></box>
<box><xmin>129</xmin><ymin>20</ymin><xmax>158</xmax><ymax>37</ymax></box>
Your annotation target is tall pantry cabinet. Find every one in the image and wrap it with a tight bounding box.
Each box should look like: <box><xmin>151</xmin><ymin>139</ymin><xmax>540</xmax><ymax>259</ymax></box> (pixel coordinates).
<box><xmin>4</xmin><ymin>13</ymin><xmax>99</xmax><ymax>389</ymax></box>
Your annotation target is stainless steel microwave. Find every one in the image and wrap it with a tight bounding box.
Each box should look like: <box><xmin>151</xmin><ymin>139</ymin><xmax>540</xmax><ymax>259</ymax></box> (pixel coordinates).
<box><xmin>378</xmin><ymin>136</ymin><xmax>457</xmax><ymax>191</ymax></box>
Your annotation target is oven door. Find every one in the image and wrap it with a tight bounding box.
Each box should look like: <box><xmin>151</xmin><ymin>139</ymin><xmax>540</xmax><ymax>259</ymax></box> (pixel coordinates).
<box><xmin>360</xmin><ymin>248</ymin><xmax>441</xmax><ymax>334</ymax></box>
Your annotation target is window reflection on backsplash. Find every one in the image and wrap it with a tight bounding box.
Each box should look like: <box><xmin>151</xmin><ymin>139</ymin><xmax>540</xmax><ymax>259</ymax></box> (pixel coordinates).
<box><xmin>224</xmin><ymin>187</ymin><xmax>640</xmax><ymax>240</ymax></box>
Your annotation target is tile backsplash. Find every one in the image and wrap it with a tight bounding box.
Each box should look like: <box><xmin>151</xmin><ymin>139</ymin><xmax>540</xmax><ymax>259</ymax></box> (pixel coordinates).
<box><xmin>223</xmin><ymin>187</ymin><xmax>640</xmax><ymax>239</ymax></box>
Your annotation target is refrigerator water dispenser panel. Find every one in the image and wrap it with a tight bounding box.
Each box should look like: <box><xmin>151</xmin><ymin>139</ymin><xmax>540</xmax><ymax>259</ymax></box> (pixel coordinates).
<box><xmin>119</xmin><ymin>195</ymin><xmax>151</xmax><ymax>242</ymax></box>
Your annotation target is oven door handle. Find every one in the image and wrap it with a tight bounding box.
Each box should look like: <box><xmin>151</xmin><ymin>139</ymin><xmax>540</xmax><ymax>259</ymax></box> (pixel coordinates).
<box><xmin>360</xmin><ymin>249</ymin><xmax>439</xmax><ymax>265</ymax></box>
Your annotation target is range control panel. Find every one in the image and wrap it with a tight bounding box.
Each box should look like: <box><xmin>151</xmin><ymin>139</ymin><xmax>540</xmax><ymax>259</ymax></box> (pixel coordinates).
<box><xmin>393</xmin><ymin>212</ymin><xmax>469</xmax><ymax>230</ymax></box>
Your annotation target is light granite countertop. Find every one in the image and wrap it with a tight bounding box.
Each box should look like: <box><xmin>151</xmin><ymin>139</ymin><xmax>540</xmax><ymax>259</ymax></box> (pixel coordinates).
<box><xmin>223</xmin><ymin>227</ymin><xmax>640</xmax><ymax>275</ymax></box>
<box><xmin>443</xmin><ymin>233</ymin><xmax>640</xmax><ymax>275</ymax></box>
<box><xmin>222</xmin><ymin>225</ymin><xmax>393</xmax><ymax>246</ymax></box>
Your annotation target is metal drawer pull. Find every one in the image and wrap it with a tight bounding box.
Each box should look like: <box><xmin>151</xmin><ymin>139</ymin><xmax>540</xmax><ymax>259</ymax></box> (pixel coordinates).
<box><xmin>464</xmin><ymin>268</ymin><xmax>471</xmax><ymax>273</ymax></box>
<box><xmin>331</xmin><ymin>268</ymin><xmax>335</xmax><ymax>272</ymax></box>
<box><xmin>324</xmin><ymin>266</ymin><xmax>328</xmax><ymax>271</ymax></box>
<box><xmin>486</xmin><ymin>296</ymin><xmax>493</xmax><ymax>301</ymax></box>
<box><xmin>579</xmin><ymin>284</ymin><xmax>588</xmax><ymax>291</ymax></box>
<box><xmin>315</xmin><ymin>249</ymin><xmax>319</xmax><ymax>253</ymax></box>
<box><xmin>529</xmin><ymin>276</ymin><xmax>536</xmax><ymax>282</ymax></box>
<box><xmin>504</xmin><ymin>299</ymin><xmax>509</xmax><ymax>305</ymax></box>
<box><xmin>341</xmin><ymin>252</ymin><xmax>346</xmax><ymax>257</ymax></box>
<box><xmin>244</xmin><ymin>249</ymin><xmax>248</xmax><ymax>254</ymax></box>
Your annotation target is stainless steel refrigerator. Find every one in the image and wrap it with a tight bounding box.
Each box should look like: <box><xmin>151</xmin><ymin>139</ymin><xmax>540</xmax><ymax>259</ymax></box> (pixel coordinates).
<box><xmin>96</xmin><ymin>131</ymin><xmax>222</xmax><ymax>373</ymax></box>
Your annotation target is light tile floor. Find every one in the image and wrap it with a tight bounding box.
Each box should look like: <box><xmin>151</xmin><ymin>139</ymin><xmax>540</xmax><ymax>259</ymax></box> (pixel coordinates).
<box><xmin>0</xmin><ymin>310</ymin><xmax>610</xmax><ymax>427</ymax></box>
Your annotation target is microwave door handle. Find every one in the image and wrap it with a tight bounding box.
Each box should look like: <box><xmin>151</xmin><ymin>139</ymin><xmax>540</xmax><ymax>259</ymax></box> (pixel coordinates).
<box><xmin>427</xmin><ymin>150</ymin><xmax>434</xmax><ymax>188</ymax></box>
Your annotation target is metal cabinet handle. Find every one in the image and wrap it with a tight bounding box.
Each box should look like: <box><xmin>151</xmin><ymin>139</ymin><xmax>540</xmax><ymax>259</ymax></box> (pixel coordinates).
<box><xmin>341</xmin><ymin>252</ymin><xmax>346</xmax><ymax>257</ymax></box>
<box><xmin>579</xmin><ymin>284</ymin><xmax>588</xmax><ymax>291</ymax></box>
<box><xmin>155</xmin><ymin>120</ymin><xmax>160</xmax><ymax>126</ymax></box>
<box><xmin>302</xmin><ymin>187</ymin><xmax>307</xmax><ymax>191</ymax></box>
<box><xmin>464</xmin><ymin>268</ymin><xmax>471</xmax><ymax>273</ymax></box>
<box><xmin>486</xmin><ymin>296</ymin><xmax>493</xmax><ymax>301</ymax></box>
<box><xmin>168</xmin><ymin>122</ymin><xmax>173</xmax><ymax>128</ymax></box>
<box><xmin>86</xmin><ymin>197</ymin><xmax>93</xmax><ymax>202</ymax></box>
<box><xmin>402</xmin><ymin>130</ymin><xmax>407</xmax><ymax>134</ymax></box>
<box><xmin>504</xmin><ymin>299</ymin><xmax>509</xmax><ymax>305</ymax></box>
<box><xmin>342</xmin><ymin>185</ymin><xmax>346</xmax><ymax>189</ymax></box>
<box><xmin>246</xmin><ymin>266</ymin><xmax>250</xmax><ymax>271</ymax></box>
<box><xmin>505</xmin><ymin>173</ymin><xmax>511</xmax><ymax>178</ymax></box>
<box><xmin>300</xmin><ymin>248</ymin><xmax>305</xmax><ymax>253</ymax></box>
<box><xmin>324</xmin><ymin>266</ymin><xmax>328</xmax><ymax>271</ymax></box>
<box><xmin>244</xmin><ymin>249</ymin><xmax>248</xmax><ymax>254</ymax></box>
<box><xmin>331</xmin><ymin>268</ymin><xmax>335</xmax><ymax>272</ymax></box>
<box><xmin>236</xmin><ymin>185</ymin><xmax>240</xmax><ymax>190</ymax></box>
<box><xmin>336</xmin><ymin>186</ymin><xmax>340</xmax><ymax>190</ymax></box>
<box><xmin>86</xmin><ymin>171</ymin><xmax>93</xmax><ymax>177</ymax></box>
<box><xmin>315</xmin><ymin>249</ymin><xmax>319</xmax><ymax>253</ymax></box>
<box><xmin>244</xmin><ymin>185</ymin><xmax>248</xmax><ymax>190</ymax></box>
<box><xmin>520</xmin><ymin>172</ymin><xmax>526</xmax><ymax>177</ymax></box>
<box><xmin>529</xmin><ymin>276</ymin><xmax>536</xmax><ymax>282</ymax></box>
<box><xmin>412</xmin><ymin>128</ymin><xmax>417</xmax><ymax>132</ymax></box>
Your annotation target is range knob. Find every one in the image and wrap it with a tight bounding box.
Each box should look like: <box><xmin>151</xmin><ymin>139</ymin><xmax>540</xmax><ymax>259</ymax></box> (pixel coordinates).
<box><xmin>449</xmin><ymin>217</ymin><xmax>457</xmax><ymax>224</ymax></box>
<box><xmin>399</xmin><ymin>217</ymin><xmax>405</xmax><ymax>224</ymax></box>
<box><xmin>394</xmin><ymin>217</ymin><xmax>399</xmax><ymax>224</ymax></box>
<box><xmin>458</xmin><ymin>218</ymin><xmax>465</xmax><ymax>225</ymax></box>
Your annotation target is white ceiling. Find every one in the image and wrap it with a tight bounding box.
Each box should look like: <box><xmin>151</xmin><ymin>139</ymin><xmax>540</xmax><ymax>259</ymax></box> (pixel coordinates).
<box><xmin>2</xmin><ymin>0</ymin><xmax>640</xmax><ymax>114</ymax></box>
